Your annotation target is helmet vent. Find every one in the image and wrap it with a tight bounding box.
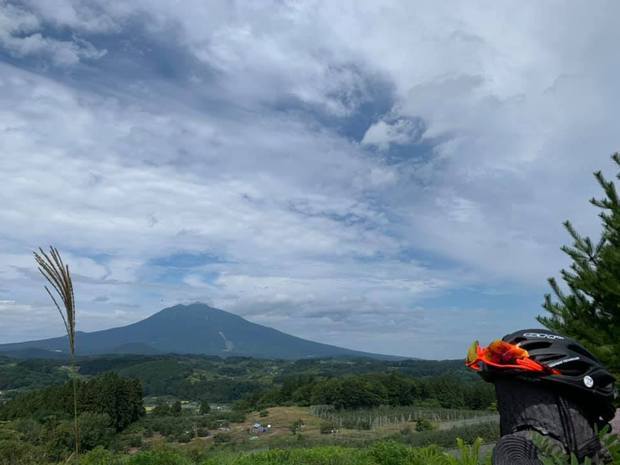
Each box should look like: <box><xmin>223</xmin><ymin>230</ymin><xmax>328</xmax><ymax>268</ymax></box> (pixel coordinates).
<box><xmin>598</xmin><ymin>373</ymin><xmax>615</xmax><ymax>389</ymax></box>
<box><xmin>557</xmin><ymin>360</ymin><xmax>591</xmax><ymax>376</ymax></box>
<box><xmin>521</xmin><ymin>341</ymin><xmax>552</xmax><ymax>351</ymax></box>
<box><xmin>567</xmin><ymin>343</ymin><xmax>596</xmax><ymax>360</ymax></box>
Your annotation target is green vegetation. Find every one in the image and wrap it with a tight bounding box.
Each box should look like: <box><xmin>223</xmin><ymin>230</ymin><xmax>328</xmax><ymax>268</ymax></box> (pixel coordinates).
<box><xmin>0</xmin><ymin>354</ymin><xmax>480</xmax><ymax>404</ymax></box>
<box><xmin>0</xmin><ymin>352</ymin><xmax>501</xmax><ymax>464</ymax></box>
<box><xmin>539</xmin><ymin>154</ymin><xmax>620</xmax><ymax>377</ymax></box>
<box><xmin>0</xmin><ymin>438</ymin><xmax>497</xmax><ymax>465</ymax></box>
<box><xmin>533</xmin><ymin>426</ymin><xmax>620</xmax><ymax>464</ymax></box>
<box><xmin>0</xmin><ymin>357</ymin><xmax>68</xmax><ymax>391</ymax></box>
<box><xmin>0</xmin><ymin>373</ymin><xmax>144</xmax><ymax>431</ymax></box>
<box><xmin>241</xmin><ymin>372</ymin><xmax>494</xmax><ymax>412</ymax></box>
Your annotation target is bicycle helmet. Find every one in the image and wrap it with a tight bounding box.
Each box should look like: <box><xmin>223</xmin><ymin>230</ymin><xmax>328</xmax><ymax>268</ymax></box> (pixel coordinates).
<box><xmin>467</xmin><ymin>329</ymin><xmax>616</xmax><ymax>464</ymax></box>
<box><xmin>503</xmin><ymin>329</ymin><xmax>614</xmax><ymax>406</ymax></box>
<box><xmin>467</xmin><ymin>328</ymin><xmax>616</xmax><ymax>420</ymax></box>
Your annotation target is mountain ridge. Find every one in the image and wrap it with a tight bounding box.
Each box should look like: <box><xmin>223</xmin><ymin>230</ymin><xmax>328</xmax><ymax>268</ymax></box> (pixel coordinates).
<box><xmin>0</xmin><ymin>303</ymin><xmax>402</xmax><ymax>360</ymax></box>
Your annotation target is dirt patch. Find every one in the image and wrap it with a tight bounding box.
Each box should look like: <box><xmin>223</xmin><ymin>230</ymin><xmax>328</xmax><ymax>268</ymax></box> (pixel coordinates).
<box><xmin>611</xmin><ymin>409</ymin><xmax>620</xmax><ymax>435</ymax></box>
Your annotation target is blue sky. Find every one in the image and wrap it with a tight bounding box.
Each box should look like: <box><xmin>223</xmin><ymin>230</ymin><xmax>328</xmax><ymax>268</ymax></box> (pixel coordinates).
<box><xmin>1</xmin><ymin>1</ymin><xmax>619</xmax><ymax>358</ymax></box>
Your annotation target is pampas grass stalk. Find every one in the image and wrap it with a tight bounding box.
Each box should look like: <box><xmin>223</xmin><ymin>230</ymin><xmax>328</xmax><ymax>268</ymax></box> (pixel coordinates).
<box><xmin>33</xmin><ymin>246</ymin><xmax>79</xmax><ymax>463</ymax></box>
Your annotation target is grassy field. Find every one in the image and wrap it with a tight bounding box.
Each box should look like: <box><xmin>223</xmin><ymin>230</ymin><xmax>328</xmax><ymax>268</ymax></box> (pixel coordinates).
<box><xmin>135</xmin><ymin>405</ymin><xmax>499</xmax><ymax>453</ymax></box>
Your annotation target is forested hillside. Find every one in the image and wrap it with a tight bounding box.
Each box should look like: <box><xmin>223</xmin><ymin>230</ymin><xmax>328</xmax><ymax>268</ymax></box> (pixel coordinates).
<box><xmin>0</xmin><ymin>354</ymin><xmax>472</xmax><ymax>403</ymax></box>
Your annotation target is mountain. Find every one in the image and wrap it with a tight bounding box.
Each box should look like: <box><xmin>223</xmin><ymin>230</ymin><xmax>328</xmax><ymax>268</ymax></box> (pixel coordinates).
<box><xmin>0</xmin><ymin>303</ymin><xmax>400</xmax><ymax>360</ymax></box>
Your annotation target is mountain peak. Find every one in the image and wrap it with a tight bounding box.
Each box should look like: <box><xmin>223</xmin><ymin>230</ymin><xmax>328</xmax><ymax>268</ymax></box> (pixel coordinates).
<box><xmin>0</xmin><ymin>303</ymin><xmax>400</xmax><ymax>360</ymax></box>
<box><xmin>149</xmin><ymin>303</ymin><xmax>245</xmax><ymax>323</ymax></box>
<box><xmin>159</xmin><ymin>302</ymin><xmax>217</xmax><ymax>313</ymax></box>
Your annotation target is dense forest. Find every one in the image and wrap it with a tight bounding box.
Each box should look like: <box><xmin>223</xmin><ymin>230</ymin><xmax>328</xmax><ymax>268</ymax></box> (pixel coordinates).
<box><xmin>240</xmin><ymin>372</ymin><xmax>494</xmax><ymax>411</ymax></box>
<box><xmin>0</xmin><ymin>373</ymin><xmax>144</xmax><ymax>430</ymax></box>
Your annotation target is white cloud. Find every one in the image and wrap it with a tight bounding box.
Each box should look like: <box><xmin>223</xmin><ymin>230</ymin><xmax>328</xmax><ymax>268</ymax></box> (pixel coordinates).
<box><xmin>362</xmin><ymin>117</ymin><xmax>424</xmax><ymax>150</ymax></box>
<box><xmin>0</xmin><ymin>1</ymin><xmax>106</xmax><ymax>66</ymax></box>
<box><xmin>1</xmin><ymin>1</ymin><xmax>619</xmax><ymax>356</ymax></box>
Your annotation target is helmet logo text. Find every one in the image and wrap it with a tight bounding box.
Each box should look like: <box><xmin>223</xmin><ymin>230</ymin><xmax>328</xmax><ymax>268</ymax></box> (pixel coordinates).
<box><xmin>523</xmin><ymin>332</ymin><xmax>565</xmax><ymax>340</ymax></box>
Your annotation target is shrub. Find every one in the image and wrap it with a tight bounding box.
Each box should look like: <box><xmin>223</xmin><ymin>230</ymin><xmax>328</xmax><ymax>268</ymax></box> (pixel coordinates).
<box><xmin>152</xmin><ymin>402</ymin><xmax>171</xmax><ymax>416</ymax></box>
<box><xmin>220</xmin><ymin>410</ymin><xmax>246</xmax><ymax>423</ymax></box>
<box><xmin>395</xmin><ymin>421</ymin><xmax>499</xmax><ymax>448</ymax></box>
<box><xmin>78</xmin><ymin>413</ymin><xmax>115</xmax><ymax>451</ymax></box>
<box><xmin>214</xmin><ymin>432</ymin><xmax>232</xmax><ymax>444</ymax></box>
<box><xmin>259</xmin><ymin>410</ymin><xmax>269</xmax><ymax>418</ymax></box>
<box><xmin>79</xmin><ymin>446</ymin><xmax>122</xmax><ymax>465</ymax></box>
<box><xmin>176</xmin><ymin>431</ymin><xmax>193</xmax><ymax>443</ymax></box>
<box><xmin>450</xmin><ymin>437</ymin><xmax>485</xmax><ymax>465</ymax></box>
<box><xmin>290</xmin><ymin>419</ymin><xmax>304</xmax><ymax>434</ymax></box>
<box><xmin>141</xmin><ymin>415</ymin><xmax>194</xmax><ymax>438</ymax></box>
<box><xmin>206</xmin><ymin>446</ymin><xmax>374</xmax><ymax>465</ymax></box>
<box><xmin>370</xmin><ymin>440</ymin><xmax>411</xmax><ymax>465</ymax></box>
<box><xmin>0</xmin><ymin>439</ymin><xmax>46</xmax><ymax>465</ymax></box>
<box><xmin>124</xmin><ymin>433</ymin><xmax>143</xmax><ymax>448</ymax></box>
<box><xmin>126</xmin><ymin>448</ymin><xmax>192</xmax><ymax>465</ymax></box>
<box><xmin>415</xmin><ymin>418</ymin><xmax>435</xmax><ymax>432</ymax></box>
<box><xmin>320</xmin><ymin>422</ymin><xmax>337</xmax><ymax>434</ymax></box>
<box><xmin>46</xmin><ymin>412</ymin><xmax>115</xmax><ymax>460</ymax></box>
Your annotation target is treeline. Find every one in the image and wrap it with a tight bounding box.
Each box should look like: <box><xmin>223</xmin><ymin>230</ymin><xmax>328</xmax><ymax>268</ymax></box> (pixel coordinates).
<box><xmin>0</xmin><ymin>373</ymin><xmax>144</xmax><ymax>431</ymax></box>
<box><xmin>240</xmin><ymin>373</ymin><xmax>495</xmax><ymax>411</ymax></box>
<box><xmin>88</xmin><ymin>358</ymin><xmax>264</xmax><ymax>401</ymax></box>
<box><xmin>0</xmin><ymin>354</ymin><xmax>473</xmax><ymax>404</ymax></box>
<box><xmin>0</xmin><ymin>357</ymin><xmax>68</xmax><ymax>390</ymax></box>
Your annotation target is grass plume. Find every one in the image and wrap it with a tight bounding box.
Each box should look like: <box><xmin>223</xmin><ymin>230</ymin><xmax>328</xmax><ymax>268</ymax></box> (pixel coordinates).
<box><xmin>33</xmin><ymin>246</ymin><xmax>79</xmax><ymax>463</ymax></box>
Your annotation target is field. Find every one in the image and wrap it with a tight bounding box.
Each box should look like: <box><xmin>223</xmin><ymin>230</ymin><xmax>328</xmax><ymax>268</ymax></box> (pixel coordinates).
<box><xmin>127</xmin><ymin>404</ymin><xmax>499</xmax><ymax>454</ymax></box>
<box><xmin>68</xmin><ymin>406</ymin><xmax>501</xmax><ymax>465</ymax></box>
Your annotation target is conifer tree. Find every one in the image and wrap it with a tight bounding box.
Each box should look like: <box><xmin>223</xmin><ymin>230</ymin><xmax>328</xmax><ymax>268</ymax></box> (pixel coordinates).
<box><xmin>199</xmin><ymin>400</ymin><xmax>211</xmax><ymax>415</ymax></box>
<box><xmin>538</xmin><ymin>153</ymin><xmax>620</xmax><ymax>377</ymax></box>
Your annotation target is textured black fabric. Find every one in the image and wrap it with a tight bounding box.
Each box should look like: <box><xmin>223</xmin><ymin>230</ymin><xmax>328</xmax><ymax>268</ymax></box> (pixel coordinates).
<box><xmin>493</xmin><ymin>377</ymin><xmax>611</xmax><ymax>464</ymax></box>
<box><xmin>493</xmin><ymin>433</ymin><xmax>542</xmax><ymax>465</ymax></box>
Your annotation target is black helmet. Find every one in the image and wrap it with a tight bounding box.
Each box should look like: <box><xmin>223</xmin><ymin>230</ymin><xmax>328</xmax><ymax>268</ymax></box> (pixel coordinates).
<box><xmin>502</xmin><ymin>329</ymin><xmax>615</xmax><ymax>406</ymax></box>
<box><xmin>469</xmin><ymin>329</ymin><xmax>617</xmax><ymax>463</ymax></box>
<box><xmin>468</xmin><ymin>328</ymin><xmax>616</xmax><ymax>420</ymax></box>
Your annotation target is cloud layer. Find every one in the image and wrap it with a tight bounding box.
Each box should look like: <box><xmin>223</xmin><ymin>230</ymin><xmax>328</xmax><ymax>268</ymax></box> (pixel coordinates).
<box><xmin>1</xmin><ymin>0</ymin><xmax>618</xmax><ymax>357</ymax></box>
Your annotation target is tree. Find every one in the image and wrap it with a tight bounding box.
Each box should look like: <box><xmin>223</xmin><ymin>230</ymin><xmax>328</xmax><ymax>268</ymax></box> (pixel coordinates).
<box><xmin>538</xmin><ymin>153</ymin><xmax>620</xmax><ymax>377</ymax></box>
<box><xmin>199</xmin><ymin>400</ymin><xmax>211</xmax><ymax>415</ymax></box>
<box><xmin>0</xmin><ymin>373</ymin><xmax>144</xmax><ymax>431</ymax></box>
<box><xmin>171</xmin><ymin>400</ymin><xmax>182</xmax><ymax>416</ymax></box>
<box><xmin>152</xmin><ymin>401</ymin><xmax>170</xmax><ymax>416</ymax></box>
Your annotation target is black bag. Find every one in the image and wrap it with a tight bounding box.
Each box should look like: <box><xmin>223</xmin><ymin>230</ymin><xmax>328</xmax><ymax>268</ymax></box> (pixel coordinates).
<box><xmin>492</xmin><ymin>377</ymin><xmax>612</xmax><ymax>464</ymax></box>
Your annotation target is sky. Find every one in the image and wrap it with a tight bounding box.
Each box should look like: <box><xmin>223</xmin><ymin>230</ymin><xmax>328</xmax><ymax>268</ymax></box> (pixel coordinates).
<box><xmin>1</xmin><ymin>1</ymin><xmax>619</xmax><ymax>359</ymax></box>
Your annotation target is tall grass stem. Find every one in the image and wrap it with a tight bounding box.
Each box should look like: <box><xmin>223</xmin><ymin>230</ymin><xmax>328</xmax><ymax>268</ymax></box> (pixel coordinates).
<box><xmin>33</xmin><ymin>246</ymin><xmax>79</xmax><ymax>463</ymax></box>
